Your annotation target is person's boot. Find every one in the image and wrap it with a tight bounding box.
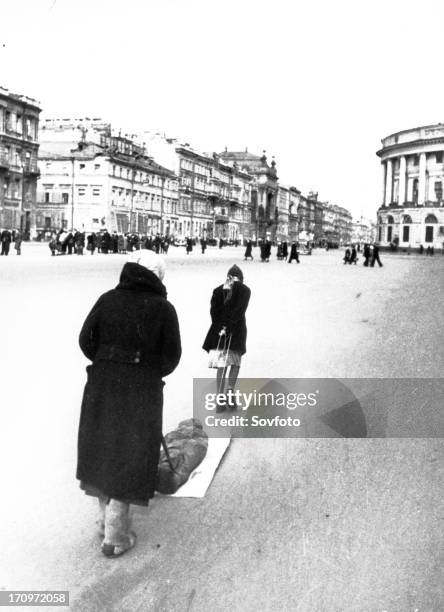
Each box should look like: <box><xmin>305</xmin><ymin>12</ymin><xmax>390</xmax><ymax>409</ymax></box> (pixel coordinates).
<box><xmin>101</xmin><ymin>499</ymin><xmax>136</xmax><ymax>558</ymax></box>
<box><xmin>96</xmin><ymin>496</ymin><xmax>107</xmax><ymax>538</ymax></box>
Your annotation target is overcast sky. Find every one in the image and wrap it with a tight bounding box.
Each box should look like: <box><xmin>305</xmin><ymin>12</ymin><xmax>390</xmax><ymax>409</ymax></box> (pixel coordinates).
<box><xmin>2</xmin><ymin>0</ymin><xmax>444</xmax><ymax>218</ymax></box>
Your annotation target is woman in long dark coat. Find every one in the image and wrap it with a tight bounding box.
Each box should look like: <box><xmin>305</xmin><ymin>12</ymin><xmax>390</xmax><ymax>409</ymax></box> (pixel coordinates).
<box><xmin>77</xmin><ymin>250</ymin><xmax>181</xmax><ymax>557</ymax></box>
<box><xmin>203</xmin><ymin>265</ymin><xmax>250</xmax><ymax>410</ymax></box>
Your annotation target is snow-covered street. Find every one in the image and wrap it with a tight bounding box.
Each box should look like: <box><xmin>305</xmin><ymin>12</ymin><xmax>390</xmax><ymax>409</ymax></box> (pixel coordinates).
<box><xmin>1</xmin><ymin>245</ymin><xmax>443</xmax><ymax>611</ymax></box>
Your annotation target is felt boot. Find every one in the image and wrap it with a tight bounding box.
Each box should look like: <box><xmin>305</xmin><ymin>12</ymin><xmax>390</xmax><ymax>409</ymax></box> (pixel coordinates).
<box><xmin>101</xmin><ymin>499</ymin><xmax>136</xmax><ymax>558</ymax></box>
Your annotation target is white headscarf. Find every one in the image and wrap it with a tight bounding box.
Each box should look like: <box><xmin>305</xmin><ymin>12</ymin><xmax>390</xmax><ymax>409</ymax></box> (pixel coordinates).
<box><xmin>128</xmin><ymin>250</ymin><xmax>166</xmax><ymax>281</ymax></box>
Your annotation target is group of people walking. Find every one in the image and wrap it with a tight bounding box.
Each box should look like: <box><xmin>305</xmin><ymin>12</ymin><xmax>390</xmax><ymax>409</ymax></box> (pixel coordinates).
<box><xmin>244</xmin><ymin>239</ymin><xmax>302</xmax><ymax>264</ymax></box>
<box><xmin>77</xmin><ymin>251</ymin><xmax>250</xmax><ymax>558</ymax></box>
<box><xmin>49</xmin><ymin>230</ymin><xmax>172</xmax><ymax>257</ymax></box>
<box><xmin>343</xmin><ymin>243</ymin><xmax>383</xmax><ymax>267</ymax></box>
<box><xmin>0</xmin><ymin>229</ymin><xmax>23</xmax><ymax>256</ymax></box>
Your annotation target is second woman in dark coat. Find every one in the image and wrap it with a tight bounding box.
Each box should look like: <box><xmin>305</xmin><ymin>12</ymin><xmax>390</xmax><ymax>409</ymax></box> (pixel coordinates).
<box><xmin>203</xmin><ymin>264</ymin><xmax>250</xmax><ymax>409</ymax></box>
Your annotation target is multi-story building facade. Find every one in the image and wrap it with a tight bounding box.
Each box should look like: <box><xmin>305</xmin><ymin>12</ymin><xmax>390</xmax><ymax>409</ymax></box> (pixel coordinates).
<box><xmin>219</xmin><ymin>150</ymin><xmax>279</xmax><ymax>241</ymax></box>
<box><xmin>376</xmin><ymin>124</ymin><xmax>444</xmax><ymax>249</ymax></box>
<box><xmin>0</xmin><ymin>86</ymin><xmax>41</xmax><ymax>236</ymax></box>
<box><xmin>288</xmin><ymin>187</ymin><xmax>302</xmax><ymax>242</ymax></box>
<box><xmin>143</xmin><ymin>133</ymin><xmax>255</xmax><ymax>241</ymax></box>
<box><xmin>296</xmin><ymin>193</ymin><xmax>315</xmax><ymax>243</ymax></box>
<box><xmin>330</xmin><ymin>204</ymin><xmax>353</xmax><ymax>244</ymax></box>
<box><xmin>37</xmin><ymin>119</ymin><xmax>177</xmax><ymax>234</ymax></box>
<box><xmin>275</xmin><ymin>185</ymin><xmax>290</xmax><ymax>241</ymax></box>
<box><xmin>351</xmin><ymin>216</ymin><xmax>375</xmax><ymax>244</ymax></box>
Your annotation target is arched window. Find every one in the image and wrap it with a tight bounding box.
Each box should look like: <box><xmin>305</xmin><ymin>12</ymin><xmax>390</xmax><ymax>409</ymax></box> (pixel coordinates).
<box><xmin>425</xmin><ymin>214</ymin><xmax>438</xmax><ymax>223</ymax></box>
<box><xmin>387</xmin><ymin>215</ymin><xmax>395</xmax><ymax>224</ymax></box>
<box><xmin>402</xmin><ymin>214</ymin><xmax>412</xmax><ymax>223</ymax></box>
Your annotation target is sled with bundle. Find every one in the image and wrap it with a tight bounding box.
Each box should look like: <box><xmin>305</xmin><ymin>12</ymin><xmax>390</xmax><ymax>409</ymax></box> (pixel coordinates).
<box><xmin>156</xmin><ymin>418</ymin><xmax>208</xmax><ymax>495</ymax></box>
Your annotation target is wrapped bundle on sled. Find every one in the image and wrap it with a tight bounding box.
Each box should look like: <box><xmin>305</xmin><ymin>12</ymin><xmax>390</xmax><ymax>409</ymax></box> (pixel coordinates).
<box><xmin>156</xmin><ymin>418</ymin><xmax>208</xmax><ymax>494</ymax></box>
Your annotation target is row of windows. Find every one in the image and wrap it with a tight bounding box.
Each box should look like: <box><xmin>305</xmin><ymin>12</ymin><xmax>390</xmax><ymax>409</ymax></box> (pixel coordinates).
<box><xmin>0</xmin><ymin>109</ymin><xmax>38</xmax><ymax>139</ymax></box>
<box><xmin>380</xmin><ymin>225</ymin><xmax>437</xmax><ymax>243</ymax></box>
<box><xmin>112</xmin><ymin>165</ymin><xmax>172</xmax><ymax>187</ymax></box>
<box><xmin>43</xmin><ymin>160</ymin><xmax>173</xmax><ymax>189</ymax></box>
<box><xmin>383</xmin><ymin>214</ymin><xmax>439</xmax><ymax>224</ymax></box>
<box><xmin>1</xmin><ymin>145</ymin><xmax>32</xmax><ymax>166</ymax></box>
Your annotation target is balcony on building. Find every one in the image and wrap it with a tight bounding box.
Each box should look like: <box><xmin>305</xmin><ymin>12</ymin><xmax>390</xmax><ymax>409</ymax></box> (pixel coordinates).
<box><xmin>207</xmin><ymin>179</ymin><xmax>220</xmax><ymax>198</ymax></box>
<box><xmin>228</xmin><ymin>185</ymin><xmax>241</xmax><ymax>204</ymax></box>
<box><xmin>0</xmin><ymin>151</ymin><xmax>9</xmax><ymax>169</ymax></box>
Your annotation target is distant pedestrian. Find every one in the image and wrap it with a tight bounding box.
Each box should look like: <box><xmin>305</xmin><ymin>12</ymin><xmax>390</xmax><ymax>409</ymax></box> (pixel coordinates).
<box><xmin>67</xmin><ymin>231</ymin><xmax>75</xmax><ymax>255</ymax></box>
<box><xmin>282</xmin><ymin>241</ymin><xmax>288</xmax><ymax>259</ymax></box>
<box><xmin>288</xmin><ymin>242</ymin><xmax>300</xmax><ymax>264</ymax></box>
<box><xmin>349</xmin><ymin>246</ymin><xmax>358</xmax><ymax>265</ymax></box>
<box><xmin>343</xmin><ymin>247</ymin><xmax>351</xmax><ymax>264</ymax></box>
<box><xmin>1</xmin><ymin>229</ymin><xmax>12</xmax><ymax>256</ymax></box>
<box><xmin>186</xmin><ymin>237</ymin><xmax>193</xmax><ymax>254</ymax></box>
<box><xmin>112</xmin><ymin>232</ymin><xmax>119</xmax><ymax>254</ymax></box>
<box><xmin>363</xmin><ymin>243</ymin><xmax>371</xmax><ymax>266</ymax></box>
<box><xmin>259</xmin><ymin>240</ymin><xmax>267</xmax><ymax>262</ymax></box>
<box><xmin>14</xmin><ymin>230</ymin><xmax>22</xmax><ymax>255</ymax></box>
<box><xmin>75</xmin><ymin>231</ymin><xmax>85</xmax><ymax>255</ymax></box>
<box><xmin>370</xmin><ymin>244</ymin><xmax>383</xmax><ymax>268</ymax></box>
<box><xmin>419</xmin><ymin>244</ymin><xmax>424</xmax><ymax>254</ymax></box>
<box><xmin>87</xmin><ymin>233</ymin><xmax>97</xmax><ymax>255</ymax></box>
<box><xmin>244</xmin><ymin>240</ymin><xmax>253</xmax><ymax>261</ymax></box>
<box><xmin>200</xmin><ymin>238</ymin><xmax>207</xmax><ymax>254</ymax></box>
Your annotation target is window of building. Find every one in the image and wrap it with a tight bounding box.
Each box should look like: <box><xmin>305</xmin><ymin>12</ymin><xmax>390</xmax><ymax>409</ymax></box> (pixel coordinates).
<box><xmin>436</xmin><ymin>152</ymin><xmax>443</xmax><ymax>164</ymax></box>
<box><xmin>425</xmin><ymin>214</ymin><xmax>438</xmax><ymax>223</ymax></box>
<box><xmin>387</xmin><ymin>226</ymin><xmax>393</xmax><ymax>242</ymax></box>
<box><xmin>412</xmin><ymin>155</ymin><xmax>419</xmax><ymax>166</ymax></box>
<box><xmin>402</xmin><ymin>226</ymin><xmax>410</xmax><ymax>242</ymax></box>
<box><xmin>45</xmin><ymin>192</ymin><xmax>51</xmax><ymax>203</ymax></box>
<box><xmin>62</xmin><ymin>193</ymin><xmax>69</xmax><ymax>203</ymax></box>
<box><xmin>425</xmin><ymin>226</ymin><xmax>434</xmax><ymax>242</ymax></box>
<box><xmin>44</xmin><ymin>217</ymin><xmax>51</xmax><ymax>229</ymax></box>
<box><xmin>412</xmin><ymin>179</ymin><xmax>419</xmax><ymax>204</ymax></box>
<box><xmin>435</xmin><ymin>181</ymin><xmax>442</xmax><ymax>201</ymax></box>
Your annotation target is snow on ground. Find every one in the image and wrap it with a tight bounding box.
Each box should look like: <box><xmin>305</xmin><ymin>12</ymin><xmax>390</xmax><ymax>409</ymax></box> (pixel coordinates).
<box><xmin>0</xmin><ymin>244</ymin><xmax>443</xmax><ymax>610</ymax></box>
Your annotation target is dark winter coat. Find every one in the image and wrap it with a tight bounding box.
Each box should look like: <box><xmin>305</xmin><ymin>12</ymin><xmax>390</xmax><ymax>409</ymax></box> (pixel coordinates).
<box><xmin>202</xmin><ymin>281</ymin><xmax>251</xmax><ymax>355</ymax></box>
<box><xmin>76</xmin><ymin>262</ymin><xmax>182</xmax><ymax>505</ymax></box>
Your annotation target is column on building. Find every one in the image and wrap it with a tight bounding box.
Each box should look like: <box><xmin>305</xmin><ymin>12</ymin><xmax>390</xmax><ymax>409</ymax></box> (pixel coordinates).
<box><xmin>385</xmin><ymin>158</ymin><xmax>393</xmax><ymax>205</ymax></box>
<box><xmin>381</xmin><ymin>161</ymin><xmax>387</xmax><ymax>205</ymax></box>
<box><xmin>398</xmin><ymin>155</ymin><xmax>406</xmax><ymax>205</ymax></box>
<box><xmin>418</xmin><ymin>152</ymin><xmax>427</xmax><ymax>205</ymax></box>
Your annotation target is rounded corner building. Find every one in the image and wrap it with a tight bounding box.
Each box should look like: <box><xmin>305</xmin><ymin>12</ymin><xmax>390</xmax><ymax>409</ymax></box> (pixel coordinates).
<box><xmin>376</xmin><ymin>124</ymin><xmax>444</xmax><ymax>251</ymax></box>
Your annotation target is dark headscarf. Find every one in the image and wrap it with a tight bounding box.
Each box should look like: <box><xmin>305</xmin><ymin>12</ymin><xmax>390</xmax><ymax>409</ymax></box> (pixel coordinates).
<box><xmin>227</xmin><ymin>264</ymin><xmax>244</xmax><ymax>283</ymax></box>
